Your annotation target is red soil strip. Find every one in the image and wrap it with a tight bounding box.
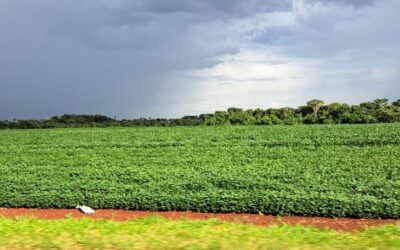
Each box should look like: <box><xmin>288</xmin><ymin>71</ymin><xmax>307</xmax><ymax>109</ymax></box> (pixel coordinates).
<box><xmin>0</xmin><ymin>208</ymin><xmax>398</xmax><ymax>231</ymax></box>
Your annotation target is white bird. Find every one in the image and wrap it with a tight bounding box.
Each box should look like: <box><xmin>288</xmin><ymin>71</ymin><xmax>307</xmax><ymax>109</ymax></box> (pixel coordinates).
<box><xmin>76</xmin><ymin>205</ymin><xmax>95</xmax><ymax>214</ymax></box>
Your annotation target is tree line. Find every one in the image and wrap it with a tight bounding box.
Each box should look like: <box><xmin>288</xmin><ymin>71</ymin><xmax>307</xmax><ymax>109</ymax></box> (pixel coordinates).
<box><xmin>1</xmin><ymin>98</ymin><xmax>399</xmax><ymax>129</ymax></box>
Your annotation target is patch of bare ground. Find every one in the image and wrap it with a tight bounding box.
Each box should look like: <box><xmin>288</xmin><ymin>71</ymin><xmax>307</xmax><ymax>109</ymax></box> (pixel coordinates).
<box><xmin>0</xmin><ymin>208</ymin><xmax>398</xmax><ymax>231</ymax></box>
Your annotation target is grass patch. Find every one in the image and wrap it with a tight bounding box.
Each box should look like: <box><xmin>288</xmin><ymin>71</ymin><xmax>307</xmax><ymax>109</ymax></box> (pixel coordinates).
<box><xmin>0</xmin><ymin>216</ymin><xmax>398</xmax><ymax>249</ymax></box>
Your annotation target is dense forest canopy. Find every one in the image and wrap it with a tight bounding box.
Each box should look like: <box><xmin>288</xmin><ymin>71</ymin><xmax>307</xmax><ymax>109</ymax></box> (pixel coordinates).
<box><xmin>1</xmin><ymin>98</ymin><xmax>400</xmax><ymax>129</ymax></box>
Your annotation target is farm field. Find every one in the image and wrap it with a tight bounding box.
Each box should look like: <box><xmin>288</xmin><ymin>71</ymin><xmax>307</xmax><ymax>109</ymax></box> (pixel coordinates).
<box><xmin>0</xmin><ymin>124</ymin><xmax>400</xmax><ymax>218</ymax></box>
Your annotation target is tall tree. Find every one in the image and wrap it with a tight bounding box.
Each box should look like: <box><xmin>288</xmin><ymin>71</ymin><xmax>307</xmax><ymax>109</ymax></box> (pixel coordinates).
<box><xmin>392</xmin><ymin>99</ymin><xmax>400</xmax><ymax>107</ymax></box>
<box><xmin>306</xmin><ymin>99</ymin><xmax>325</xmax><ymax>115</ymax></box>
<box><xmin>373</xmin><ymin>98</ymin><xmax>389</xmax><ymax>108</ymax></box>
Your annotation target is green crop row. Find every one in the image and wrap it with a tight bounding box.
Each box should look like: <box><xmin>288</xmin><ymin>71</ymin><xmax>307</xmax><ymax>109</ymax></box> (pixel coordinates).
<box><xmin>0</xmin><ymin>124</ymin><xmax>399</xmax><ymax>218</ymax></box>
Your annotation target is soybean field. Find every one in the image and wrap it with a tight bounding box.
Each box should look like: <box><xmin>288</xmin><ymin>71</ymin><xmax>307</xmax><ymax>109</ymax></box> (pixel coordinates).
<box><xmin>0</xmin><ymin>124</ymin><xmax>399</xmax><ymax>218</ymax></box>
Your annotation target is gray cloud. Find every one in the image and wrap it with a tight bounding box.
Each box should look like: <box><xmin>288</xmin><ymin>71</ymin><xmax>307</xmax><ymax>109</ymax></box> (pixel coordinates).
<box><xmin>320</xmin><ymin>0</ymin><xmax>375</xmax><ymax>8</ymax></box>
<box><xmin>0</xmin><ymin>0</ymin><xmax>398</xmax><ymax>119</ymax></box>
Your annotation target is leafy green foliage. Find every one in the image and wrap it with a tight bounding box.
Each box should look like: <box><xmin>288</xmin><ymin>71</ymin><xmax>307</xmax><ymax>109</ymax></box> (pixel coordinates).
<box><xmin>1</xmin><ymin>124</ymin><xmax>400</xmax><ymax>218</ymax></box>
<box><xmin>1</xmin><ymin>98</ymin><xmax>400</xmax><ymax>129</ymax></box>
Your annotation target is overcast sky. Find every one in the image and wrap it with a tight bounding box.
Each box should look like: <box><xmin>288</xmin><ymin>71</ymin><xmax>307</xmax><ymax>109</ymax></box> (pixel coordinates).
<box><xmin>0</xmin><ymin>0</ymin><xmax>399</xmax><ymax>119</ymax></box>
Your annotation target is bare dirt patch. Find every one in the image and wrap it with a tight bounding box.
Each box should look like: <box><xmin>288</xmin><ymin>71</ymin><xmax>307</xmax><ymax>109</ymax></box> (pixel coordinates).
<box><xmin>0</xmin><ymin>208</ymin><xmax>397</xmax><ymax>231</ymax></box>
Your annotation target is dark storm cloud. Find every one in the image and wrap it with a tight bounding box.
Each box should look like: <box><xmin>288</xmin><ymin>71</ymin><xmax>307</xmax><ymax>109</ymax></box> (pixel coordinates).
<box><xmin>0</xmin><ymin>0</ymin><xmax>398</xmax><ymax>119</ymax></box>
<box><xmin>0</xmin><ymin>0</ymin><xmax>254</xmax><ymax>119</ymax></box>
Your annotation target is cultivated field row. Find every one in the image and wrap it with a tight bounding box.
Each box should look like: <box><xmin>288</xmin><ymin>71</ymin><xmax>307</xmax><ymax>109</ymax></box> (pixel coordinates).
<box><xmin>1</xmin><ymin>124</ymin><xmax>399</xmax><ymax>218</ymax></box>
